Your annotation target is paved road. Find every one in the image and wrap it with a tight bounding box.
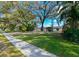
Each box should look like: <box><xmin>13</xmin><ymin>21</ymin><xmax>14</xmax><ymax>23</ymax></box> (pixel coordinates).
<box><xmin>3</xmin><ymin>33</ymin><xmax>57</xmax><ymax>57</ymax></box>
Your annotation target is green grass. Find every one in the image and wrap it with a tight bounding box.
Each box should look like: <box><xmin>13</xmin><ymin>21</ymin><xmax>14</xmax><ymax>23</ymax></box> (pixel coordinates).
<box><xmin>0</xmin><ymin>34</ymin><xmax>24</xmax><ymax>57</ymax></box>
<box><xmin>14</xmin><ymin>33</ymin><xmax>79</xmax><ymax>57</ymax></box>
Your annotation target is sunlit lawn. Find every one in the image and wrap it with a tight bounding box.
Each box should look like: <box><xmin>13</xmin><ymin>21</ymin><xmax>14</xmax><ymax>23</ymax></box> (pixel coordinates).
<box><xmin>14</xmin><ymin>33</ymin><xmax>79</xmax><ymax>57</ymax></box>
<box><xmin>0</xmin><ymin>34</ymin><xmax>24</xmax><ymax>57</ymax></box>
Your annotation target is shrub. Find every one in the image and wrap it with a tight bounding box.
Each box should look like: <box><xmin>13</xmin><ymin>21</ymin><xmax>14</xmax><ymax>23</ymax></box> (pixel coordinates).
<box><xmin>26</xmin><ymin>23</ymin><xmax>35</xmax><ymax>31</ymax></box>
<box><xmin>63</xmin><ymin>28</ymin><xmax>79</xmax><ymax>43</ymax></box>
<box><xmin>4</xmin><ymin>29</ymin><xmax>12</xmax><ymax>32</ymax></box>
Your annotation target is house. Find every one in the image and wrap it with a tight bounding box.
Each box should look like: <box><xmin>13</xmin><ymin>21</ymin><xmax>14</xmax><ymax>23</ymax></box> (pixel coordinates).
<box><xmin>34</xmin><ymin>26</ymin><xmax>63</xmax><ymax>33</ymax></box>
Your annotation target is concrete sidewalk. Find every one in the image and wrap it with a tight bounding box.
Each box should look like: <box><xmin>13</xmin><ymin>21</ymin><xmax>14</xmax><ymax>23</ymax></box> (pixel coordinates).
<box><xmin>3</xmin><ymin>33</ymin><xmax>56</xmax><ymax>57</ymax></box>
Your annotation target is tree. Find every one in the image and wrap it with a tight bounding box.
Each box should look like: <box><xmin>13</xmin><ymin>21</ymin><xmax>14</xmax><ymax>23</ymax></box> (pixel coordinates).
<box><xmin>57</xmin><ymin>1</ymin><xmax>79</xmax><ymax>42</ymax></box>
<box><xmin>29</xmin><ymin>1</ymin><xmax>59</xmax><ymax>31</ymax></box>
<box><xmin>57</xmin><ymin>1</ymin><xmax>79</xmax><ymax>30</ymax></box>
<box><xmin>12</xmin><ymin>2</ymin><xmax>35</xmax><ymax>31</ymax></box>
<box><xmin>0</xmin><ymin>1</ymin><xmax>35</xmax><ymax>32</ymax></box>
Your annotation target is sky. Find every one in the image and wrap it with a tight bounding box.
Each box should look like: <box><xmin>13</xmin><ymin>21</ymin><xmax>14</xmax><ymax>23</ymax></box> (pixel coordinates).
<box><xmin>37</xmin><ymin>18</ymin><xmax>64</xmax><ymax>28</ymax></box>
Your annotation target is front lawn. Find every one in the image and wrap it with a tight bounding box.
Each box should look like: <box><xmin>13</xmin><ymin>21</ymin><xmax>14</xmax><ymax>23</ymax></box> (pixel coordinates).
<box><xmin>13</xmin><ymin>33</ymin><xmax>79</xmax><ymax>57</ymax></box>
<box><xmin>0</xmin><ymin>34</ymin><xmax>24</xmax><ymax>57</ymax></box>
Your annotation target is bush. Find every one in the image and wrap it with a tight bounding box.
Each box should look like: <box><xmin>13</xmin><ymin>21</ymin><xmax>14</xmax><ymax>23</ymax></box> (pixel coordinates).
<box><xmin>4</xmin><ymin>29</ymin><xmax>12</xmax><ymax>32</ymax></box>
<box><xmin>26</xmin><ymin>24</ymin><xmax>35</xmax><ymax>31</ymax></box>
<box><xmin>63</xmin><ymin>28</ymin><xmax>79</xmax><ymax>43</ymax></box>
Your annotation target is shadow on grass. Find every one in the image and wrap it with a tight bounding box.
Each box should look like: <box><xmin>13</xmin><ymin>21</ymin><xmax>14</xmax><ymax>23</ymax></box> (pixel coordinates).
<box><xmin>0</xmin><ymin>34</ymin><xmax>24</xmax><ymax>57</ymax></box>
<box><xmin>14</xmin><ymin>33</ymin><xmax>79</xmax><ymax>57</ymax></box>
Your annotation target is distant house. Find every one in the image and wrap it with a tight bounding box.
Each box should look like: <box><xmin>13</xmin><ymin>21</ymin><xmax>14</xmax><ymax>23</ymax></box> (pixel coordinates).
<box><xmin>45</xmin><ymin>26</ymin><xmax>62</xmax><ymax>32</ymax></box>
<box><xmin>34</xmin><ymin>26</ymin><xmax>63</xmax><ymax>33</ymax></box>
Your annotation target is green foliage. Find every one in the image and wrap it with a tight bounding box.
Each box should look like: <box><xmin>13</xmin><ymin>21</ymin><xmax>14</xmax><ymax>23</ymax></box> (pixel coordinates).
<box><xmin>26</xmin><ymin>23</ymin><xmax>35</xmax><ymax>31</ymax></box>
<box><xmin>57</xmin><ymin>2</ymin><xmax>79</xmax><ymax>43</ymax></box>
<box><xmin>63</xmin><ymin>28</ymin><xmax>79</xmax><ymax>43</ymax></box>
<box><xmin>5</xmin><ymin>29</ymin><xmax>12</xmax><ymax>32</ymax></box>
<box><xmin>58</xmin><ymin>1</ymin><xmax>79</xmax><ymax>29</ymax></box>
<box><xmin>18</xmin><ymin>25</ymin><xmax>27</xmax><ymax>32</ymax></box>
<box><xmin>0</xmin><ymin>2</ymin><xmax>35</xmax><ymax>32</ymax></box>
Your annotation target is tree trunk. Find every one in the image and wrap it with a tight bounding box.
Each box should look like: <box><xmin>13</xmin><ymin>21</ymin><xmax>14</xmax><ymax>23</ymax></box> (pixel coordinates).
<box><xmin>41</xmin><ymin>22</ymin><xmax>44</xmax><ymax>31</ymax></box>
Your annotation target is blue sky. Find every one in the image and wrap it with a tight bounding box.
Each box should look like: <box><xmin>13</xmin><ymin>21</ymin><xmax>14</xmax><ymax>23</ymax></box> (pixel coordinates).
<box><xmin>37</xmin><ymin>18</ymin><xmax>64</xmax><ymax>28</ymax></box>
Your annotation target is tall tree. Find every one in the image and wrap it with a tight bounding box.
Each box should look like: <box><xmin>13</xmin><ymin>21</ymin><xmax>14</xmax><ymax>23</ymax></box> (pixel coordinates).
<box><xmin>29</xmin><ymin>1</ymin><xmax>59</xmax><ymax>31</ymax></box>
<box><xmin>57</xmin><ymin>1</ymin><xmax>79</xmax><ymax>30</ymax></box>
<box><xmin>0</xmin><ymin>1</ymin><xmax>35</xmax><ymax>32</ymax></box>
